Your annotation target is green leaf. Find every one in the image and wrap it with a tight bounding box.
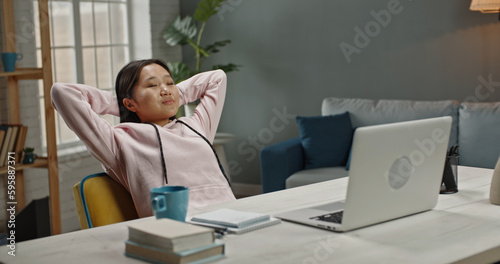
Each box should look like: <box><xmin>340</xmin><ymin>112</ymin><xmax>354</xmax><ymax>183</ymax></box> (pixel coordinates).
<box><xmin>194</xmin><ymin>0</ymin><xmax>226</xmax><ymax>22</ymax></box>
<box><xmin>205</xmin><ymin>40</ymin><xmax>231</xmax><ymax>54</ymax></box>
<box><xmin>186</xmin><ymin>38</ymin><xmax>210</xmax><ymax>58</ymax></box>
<box><xmin>24</xmin><ymin>147</ymin><xmax>35</xmax><ymax>153</ymax></box>
<box><xmin>163</xmin><ymin>16</ymin><xmax>197</xmax><ymax>46</ymax></box>
<box><xmin>211</xmin><ymin>63</ymin><xmax>241</xmax><ymax>73</ymax></box>
<box><xmin>167</xmin><ymin>62</ymin><xmax>192</xmax><ymax>83</ymax></box>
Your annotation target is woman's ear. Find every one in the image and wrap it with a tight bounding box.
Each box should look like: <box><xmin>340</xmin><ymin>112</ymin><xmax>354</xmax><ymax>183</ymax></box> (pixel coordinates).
<box><xmin>123</xmin><ymin>98</ymin><xmax>137</xmax><ymax>112</ymax></box>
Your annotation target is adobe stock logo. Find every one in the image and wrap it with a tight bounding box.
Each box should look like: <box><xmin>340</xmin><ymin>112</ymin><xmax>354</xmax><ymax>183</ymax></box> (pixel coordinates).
<box><xmin>229</xmin><ymin>106</ymin><xmax>295</xmax><ymax>176</ymax></box>
<box><xmin>339</xmin><ymin>0</ymin><xmax>405</xmax><ymax>64</ymax></box>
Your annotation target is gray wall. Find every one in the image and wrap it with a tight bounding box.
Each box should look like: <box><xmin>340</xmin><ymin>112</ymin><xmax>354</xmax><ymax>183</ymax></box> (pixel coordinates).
<box><xmin>150</xmin><ymin>0</ymin><xmax>182</xmax><ymax>62</ymax></box>
<box><xmin>180</xmin><ymin>0</ymin><xmax>500</xmax><ymax>185</ymax></box>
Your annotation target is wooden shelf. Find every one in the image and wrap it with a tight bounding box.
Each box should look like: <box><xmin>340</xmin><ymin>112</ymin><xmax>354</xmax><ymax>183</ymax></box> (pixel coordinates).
<box><xmin>1</xmin><ymin>0</ymin><xmax>61</xmax><ymax>235</ymax></box>
<box><xmin>0</xmin><ymin>68</ymin><xmax>44</xmax><ymax>79</ymax></box>
<box><xmin>0</xmin><ymin>157</ymin><xmax>49</xmax><ymax>174</ymax></box>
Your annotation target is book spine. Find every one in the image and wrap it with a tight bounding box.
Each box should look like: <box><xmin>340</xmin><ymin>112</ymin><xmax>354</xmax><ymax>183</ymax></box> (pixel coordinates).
<box><xmin>124</xmin><ymin>240</ymin><xmax>225</xmax><ymax>264</ymax></box>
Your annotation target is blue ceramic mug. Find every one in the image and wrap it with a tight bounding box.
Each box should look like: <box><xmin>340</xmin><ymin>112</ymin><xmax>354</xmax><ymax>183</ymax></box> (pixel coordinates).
<box><xmin>1</xmin><ymin>52</ymin><xmax>23</xmax><ymax>72</ymax></box>
<box><xmin>150</xmin><ymin>186</ymin><xmax>189</xmax><ymax>221</ymax></box>
<box><xmin>23</xmin><ymin>153</ymin><xmax>38</xmax><ymax>164</ymax></box>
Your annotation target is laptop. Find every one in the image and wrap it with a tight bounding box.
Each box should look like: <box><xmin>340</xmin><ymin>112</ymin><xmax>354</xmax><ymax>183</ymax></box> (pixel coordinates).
<box><xmin>274</xmin><ymin>116</ymin><xmax>452</xmax><ymax>232</ymax></box>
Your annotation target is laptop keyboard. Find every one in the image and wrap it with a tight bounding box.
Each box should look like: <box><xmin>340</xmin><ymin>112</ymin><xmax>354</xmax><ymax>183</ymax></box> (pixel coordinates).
<box><xmin>310</xmin><ymin>211</ymin><xmax>343</xmax><ymax>224</ymax></box>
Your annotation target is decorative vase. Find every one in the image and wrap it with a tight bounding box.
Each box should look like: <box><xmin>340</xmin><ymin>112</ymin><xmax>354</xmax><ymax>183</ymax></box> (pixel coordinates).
<box><xmin>490</xmin><ymin>158</ymin><xmax>500</xmax><ymax>205</ymax></box>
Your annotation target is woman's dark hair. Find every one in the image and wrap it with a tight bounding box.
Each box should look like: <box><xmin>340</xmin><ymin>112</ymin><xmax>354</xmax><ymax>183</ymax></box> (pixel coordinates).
<box><xmin>115</xmin><ymin>59</ymin><xmax>171</xmax><ymax>123</ymax></box>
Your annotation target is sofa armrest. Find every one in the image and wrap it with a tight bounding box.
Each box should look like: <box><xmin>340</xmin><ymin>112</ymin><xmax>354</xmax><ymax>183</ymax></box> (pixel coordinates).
<box><xmin>260</xmin><ymin>137</ymin><xmax>304</xmax><ymax>193</ymax></box>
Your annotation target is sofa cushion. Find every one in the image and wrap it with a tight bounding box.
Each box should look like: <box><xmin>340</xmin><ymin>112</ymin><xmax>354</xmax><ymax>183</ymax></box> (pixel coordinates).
<box><xmin>286</xmin><ymin>167</ymin><xmax>350</xmax><ymax>189</ymax></box>
<box><xmin>321</xmin><ymin>98</ymin><xmax>459</xmax><ymax>147</ymax></box>
<box><xmin>296</xmin><ymin>112</ymin><xmax>353</xmax><ymax>170</ymax></box>
<box><xmin>459</xmin><ymin>102</ymin><xmax>500</xmax><ymax>169</ymax></box>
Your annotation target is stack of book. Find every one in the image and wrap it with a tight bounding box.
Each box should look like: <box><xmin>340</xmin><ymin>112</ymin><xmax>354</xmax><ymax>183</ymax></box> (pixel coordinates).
<box><xmin>189</xmin><ymin>208</ymin><xmax>281</xmax><ymax>235</ymax></box>
<box><xmin>0</xmin><ymin>124</ymin><xmax>28</xmax><ymax>167</ymax></box>
<box><xmin>125</xmin><ymin>218</ymin><xmax>225</xmax><ymax>264</ymax></box>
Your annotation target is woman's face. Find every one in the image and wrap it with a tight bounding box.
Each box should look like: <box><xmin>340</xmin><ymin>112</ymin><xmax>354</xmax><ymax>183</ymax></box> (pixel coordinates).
<box><xmin>124</xmin><ymin>63</ymin><xmax>180</xmax><ymax>126</ymax></box>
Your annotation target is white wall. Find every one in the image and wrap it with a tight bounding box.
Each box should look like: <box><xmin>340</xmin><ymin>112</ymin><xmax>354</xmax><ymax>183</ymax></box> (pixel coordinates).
<box><xmin>0</xmin><ymin>0</ymin><xmax>181</xmax><ymax>234</ymax></box>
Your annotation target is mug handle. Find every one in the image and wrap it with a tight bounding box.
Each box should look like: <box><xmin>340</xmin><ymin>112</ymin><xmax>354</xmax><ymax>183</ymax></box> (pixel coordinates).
<box><xmin>151</xmin><ymin>196</ymin><xmax>167</xmax><ymax>212</ymax></box>
<box><xmin>33</xmin><ymin>154</ymin><xmax>38</xmax><ymax>160</ymax></box>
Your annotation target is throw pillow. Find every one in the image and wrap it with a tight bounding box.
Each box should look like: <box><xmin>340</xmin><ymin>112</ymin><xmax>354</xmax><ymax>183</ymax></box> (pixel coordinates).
<box><xmin>296</xmin><ymin>112</ymin><xmax>353</xmax><ymax>170</ymax></box>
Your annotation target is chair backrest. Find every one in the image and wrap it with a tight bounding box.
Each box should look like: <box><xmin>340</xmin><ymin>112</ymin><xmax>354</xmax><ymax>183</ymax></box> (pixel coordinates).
<box><xmin>72</xmin><ymin>172</ymin><xmax>139</xmax><ymax>229</ymax></box>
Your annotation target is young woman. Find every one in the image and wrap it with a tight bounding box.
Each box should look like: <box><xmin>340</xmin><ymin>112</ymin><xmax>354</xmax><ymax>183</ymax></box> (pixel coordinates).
<box><xmin>51</xmin><ymin>59</ymin><xmax>236</xmax><ymax>217</ymax></box>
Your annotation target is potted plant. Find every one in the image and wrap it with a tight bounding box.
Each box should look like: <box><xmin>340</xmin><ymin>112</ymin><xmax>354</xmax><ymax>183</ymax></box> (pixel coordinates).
<box><xmin>163</xmin><ymin>0</ymin><xmax>240</xmax><ymax>116</ymax></box>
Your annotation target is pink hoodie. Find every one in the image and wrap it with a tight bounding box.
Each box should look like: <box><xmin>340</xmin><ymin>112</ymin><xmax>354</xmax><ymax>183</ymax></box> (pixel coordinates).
<box><xmin>51</xmin><ymin>70</ymin><xmax>236</xmax><ymax>217</ymax></box>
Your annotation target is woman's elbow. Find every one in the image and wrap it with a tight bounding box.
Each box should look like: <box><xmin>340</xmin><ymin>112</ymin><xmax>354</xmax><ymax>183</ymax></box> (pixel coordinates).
<box><xmin>212</xmin><ymin>69</ymin><xmax>227</xmax><ymax>86</ymax></box>
<box><xmin>50</xmin><ymin>83</ymin><xmax>73</xmax><ymax>106</ymax></box>
<box><xmin>50</xmin><ymin>83</ymin><xmax>64</xmax><ymax>102</ymax></box>
<box><xmin>214</xmin><ymin>69</ymin><xmax>226</xmax><ymax>79</ymax></box>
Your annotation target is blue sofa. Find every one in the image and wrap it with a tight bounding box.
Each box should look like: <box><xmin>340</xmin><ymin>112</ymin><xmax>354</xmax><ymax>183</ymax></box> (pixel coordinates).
<box><xmin>260</xmin><ymin>97</ymin><xmax>500</xmax><ymax>193</ymax></box>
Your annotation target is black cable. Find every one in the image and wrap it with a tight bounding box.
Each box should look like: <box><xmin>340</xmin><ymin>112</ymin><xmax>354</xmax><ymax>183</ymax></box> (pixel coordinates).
<box><xmin>175</xmin><ymin>119</ymin><xmax>232</xmax><ymax>187</ymax></box>
<box><xmin>146</xmin><ymin>120</ymin><xmax>231</xmax><ymax>187</ymax></box>
<box><xmin>146</xmin><ymin>122</ymin><xmax>168</xmax><ymax>184</ymax></box>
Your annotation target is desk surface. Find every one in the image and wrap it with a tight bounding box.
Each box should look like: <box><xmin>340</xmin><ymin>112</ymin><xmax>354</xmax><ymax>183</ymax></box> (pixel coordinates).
<box><xmin>2</xmin><ymin>166</ymin><xmax>500</xmax><ymax>264</ymax></box>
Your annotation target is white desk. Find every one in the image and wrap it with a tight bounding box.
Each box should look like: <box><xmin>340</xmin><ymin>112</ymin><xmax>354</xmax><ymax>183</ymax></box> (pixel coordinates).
<box><xmin>2</xmin><ymin>166</ymin><xmax>500</xmax><ymax>264</ymax></box>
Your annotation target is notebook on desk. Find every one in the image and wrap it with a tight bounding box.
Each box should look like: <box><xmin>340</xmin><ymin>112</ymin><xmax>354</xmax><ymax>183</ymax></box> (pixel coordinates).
<box><xmin>189</xmin><ymin>209</ymin><xmax>281</xmax><ymax>234</ymax></box>
<box><xmin>274</xmin><ymin>117</ymin><xmax>452</xmax><ymax>232</ymax></box>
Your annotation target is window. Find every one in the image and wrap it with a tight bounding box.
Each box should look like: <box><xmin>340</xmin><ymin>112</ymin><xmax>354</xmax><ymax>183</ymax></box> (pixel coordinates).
<box><xmin>34</xmin><ymin>0</ymin><xmax>130</xmax><ymax>150</ymax></box>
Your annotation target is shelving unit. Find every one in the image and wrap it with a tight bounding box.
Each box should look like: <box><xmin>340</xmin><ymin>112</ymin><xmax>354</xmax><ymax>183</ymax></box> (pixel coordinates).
<box><xmin>1</xmin><ymin>0</ymin><xmax>60</xmax><ymax>235</ymax></box>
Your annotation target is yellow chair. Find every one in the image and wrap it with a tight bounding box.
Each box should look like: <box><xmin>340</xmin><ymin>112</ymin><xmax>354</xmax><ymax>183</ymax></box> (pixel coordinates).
<box><xmin>72</xmin><ymin>172</ymin><xmax>139</xmax><ymax>229</ymax></box>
